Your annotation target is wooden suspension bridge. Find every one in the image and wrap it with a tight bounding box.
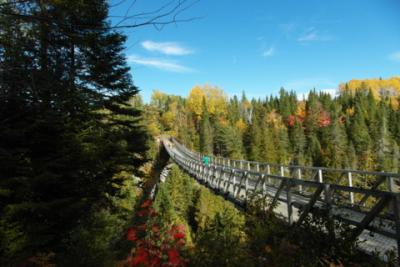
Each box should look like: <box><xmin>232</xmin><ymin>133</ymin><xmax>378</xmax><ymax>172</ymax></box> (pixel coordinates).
<box><xmin>162</xmin><ymin>137</ymin><xmax>400</xmax><ymax>260</ymax></box>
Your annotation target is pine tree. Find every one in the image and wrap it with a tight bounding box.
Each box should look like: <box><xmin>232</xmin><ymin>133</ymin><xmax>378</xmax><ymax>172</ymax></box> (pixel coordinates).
<box><xmin>323</xmin><ymin>104</ymin><xmax>348</xmax><ymax>172</ymax></box>
<box><xmin>0</xmin><ymin>1</ymin><xmax>148</xmax><ymax>263</ymax></box>
<box><xmin>243</xmin><ymin>112</ymin><xmax>262</xmax><ymax>161</ymax></box>
<box><xmin>261</xmin><ymin>118</ymin><xmax>278</xmax><ymax>163</ymax></box>
<box><xmin>289</xmin><ymin>119</ymin><xmax>306</xmax><ymax>165</ymax></box>
<box><xmin>199</xmin><ymin>97</ymin><xmax>213</xmax><ymax>154</ymax></box>
<box><xmin>374</xmin><ymin>103</ymin><xmax>393</xmax><ymax>171</ymax></box>
<box><xmin>350</xmin><ymin>103</ymin><xmax>371</xmax><ymax>155</ymax></box>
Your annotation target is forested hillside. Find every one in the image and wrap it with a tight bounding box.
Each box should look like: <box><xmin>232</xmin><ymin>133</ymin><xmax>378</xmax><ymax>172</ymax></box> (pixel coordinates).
<box><xmin>144</xmin><ymin>83</ymin><xmax>400</xmax><ymax>174</ymax></box>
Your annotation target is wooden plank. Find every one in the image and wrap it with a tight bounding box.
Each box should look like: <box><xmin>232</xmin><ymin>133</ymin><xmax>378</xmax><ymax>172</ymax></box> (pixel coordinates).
<box><xmin>351</xmin><ymin>195</ymin><xmax>391</xmax><ymax>239</ymax></box>
<box><xmin>268</xmin><ymin>180</ymin><xmax>287</xmax><ymax>214</ymax></box>
<box><xmin>296</xmin><ymin>184</ymin><xmax>324</xmax><ymax>225</ymax></box>
<box><xmin>235</xmin><ymin>172</ymin><xmax>247</xmax><ymax>198</ymax></box>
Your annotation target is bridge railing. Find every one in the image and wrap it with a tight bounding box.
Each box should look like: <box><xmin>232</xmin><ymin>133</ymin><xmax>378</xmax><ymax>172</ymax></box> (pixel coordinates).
<box><xmin>164</xmin><ymin>137</ymin><xmax>400</xmax><ymax>256</ymax></box>
<box><xmin>170</xmin><ymin>138</ymin><xmax>400</xmax><ymax>205</ymax></box>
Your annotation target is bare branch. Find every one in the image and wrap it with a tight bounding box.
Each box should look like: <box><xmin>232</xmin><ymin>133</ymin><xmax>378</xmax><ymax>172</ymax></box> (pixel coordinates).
<box><xmin>109</xmin><ymin>0</ymin><xmax>202</xmax><ymax>30</ymax></box>
<box><xmin>0</xmin><ymin>0</ymin><xmax>202</xmax><ymax>32</ymax></box>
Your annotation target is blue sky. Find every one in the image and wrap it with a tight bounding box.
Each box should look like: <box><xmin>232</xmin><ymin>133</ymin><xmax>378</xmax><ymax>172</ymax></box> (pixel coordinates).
<box><xmin>109</xmin><ymin>0</ymin><xmax>400</xmax><ymax>102</ymax></box>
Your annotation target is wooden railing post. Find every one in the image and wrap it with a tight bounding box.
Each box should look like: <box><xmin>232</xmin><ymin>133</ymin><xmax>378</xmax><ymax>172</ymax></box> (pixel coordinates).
<box><xmin>348</xmin><ymin>172</ymin><xmax>354</xmax><ymax>205</ymax></box>
<box><xmin>297</xmin><ymin>168</ymin><xmax>302</xmax><ymax>193</ymax></box>
<box><xmin>388</xmin><ymin>175</ymin><xmax>395</xmax><ymax>192</ymax></box>
<box><xmin>318</xmin><ymin>169</ymin><xmax>323</xmax><ymax>183</ymax></box>
<box><xmin>244</xmin><ymin>174</ymin><xmax>249</xmax><ymax>199</ymax></box>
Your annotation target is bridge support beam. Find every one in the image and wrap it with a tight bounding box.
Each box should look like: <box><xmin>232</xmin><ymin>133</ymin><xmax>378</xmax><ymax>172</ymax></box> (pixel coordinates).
<box><xmin>287</xmin><ymin>182</ymin><xmax>293</xmax><ymax>224</ymax></box>
<box><xmin>393</xmin><ymin>194</ymin><xmax>400</xmax><ymax>259</ymax></box>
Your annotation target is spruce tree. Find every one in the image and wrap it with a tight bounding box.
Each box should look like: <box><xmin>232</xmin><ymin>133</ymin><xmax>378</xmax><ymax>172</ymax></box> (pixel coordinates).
<box><xmin>199</xmin><ymin>97</ymin><xmax>213</xmax><ymax>154</ymax></box>
<box><xmin>350</xmin><ymin>103</ymin><xmax>371</xmax><ymax>155</ymax></box>
<box><xmin>0</xmin><ymin>1</ymin><xmax>148</xmax><ymax>263</ymax></box>
<box><xmin>289</xmin><ymin>119</ymin><xmax>306</xmax><ymax>165</ymax></box>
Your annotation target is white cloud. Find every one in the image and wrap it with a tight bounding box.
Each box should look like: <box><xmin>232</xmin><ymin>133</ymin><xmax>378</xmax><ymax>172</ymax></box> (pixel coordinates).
<box><xmin>284</xmin><ymin>78</ymin><xmax>337</xmax><ymax>99</ymax></box>
<box><xmin>298</xmin><ymin>32</ymin><xmax>319</xmax><ymax>42</ymax></box>
<box><xmin>297</xmin><ymin>28</ymin><xmax>333</xmax><ymax>42</ymax></box>
<box><xmin>298</xmin><ymin>88</ymin><xmax>337</xmax><ymax>100</ymax></box>
<box><xmin>141</xmin><ymin>40</ymin><xmax>193</xmax><ymax>56</ymax></box>
<box><xmin>127</xmin><ymin>55</ymin><xmax>193</xmax><ymax>73</ymax></box>
<box><xmin>263</xmin><ymin>46</ymin><xmax>275</xmax><ymax>57</ymax></box>
<box><xmin>389</xmin><ymin>51</ymin><xmax>400</xmax><ymax>62</ymax></box>
<box><xmin>320</xmin><ymin>88</ymin><xmax>338</xmax><ymax>97</ymax></box>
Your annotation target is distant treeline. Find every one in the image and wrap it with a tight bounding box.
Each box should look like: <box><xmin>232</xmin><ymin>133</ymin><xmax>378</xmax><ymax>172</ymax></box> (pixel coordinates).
<box><xmin>141</xmin><ymin>80</ymin><xmax>400</xmax><ymax>177</ymax></box>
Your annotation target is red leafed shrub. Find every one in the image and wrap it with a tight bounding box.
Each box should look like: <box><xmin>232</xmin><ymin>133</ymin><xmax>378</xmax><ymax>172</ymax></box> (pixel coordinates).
<box><xmin>287</xmin><ymin>114</ymin><xmax>304</xmax><ymax>127</ymax></box>
<box><xmin>173</xmin><ymin>232</ymin><xmax>185</xmax><ymax>240</ymax></box>
<box><xmin>127</xmin><ymin>227</ymin><xmax>138</xmax><ymax>241</ymax></box>
<box><xmin>124</xmin><ymin>199</ymin><xmax>187</xmax><ymax>267</ymax></box>
<box><xmin>141</xmin><ymin>199</ymin><xmax>152</xmax><ymax>208</ymax></box>
<box><xmin>287</xmin><ymin>115</ymin><xmax>296</xmax><ymax>127</ymax></box>
<box><xmin>319</xmin><ymin>111</ymin><xmax>331</xmax><ymax>128</ymax></box>
<box><xmin>151</xmin><ymin>224</ymin><xmax>160</xmax><ymax>233</ymax></box>
<box><xmin>131</xmin><ymin>248</ymin><xmax>150</xmax><ymax>266</ymax></box>
<box><xmin>167</xmin><ymin>248</ymin><xmax>181</xmax><ymax>266</ymax></box>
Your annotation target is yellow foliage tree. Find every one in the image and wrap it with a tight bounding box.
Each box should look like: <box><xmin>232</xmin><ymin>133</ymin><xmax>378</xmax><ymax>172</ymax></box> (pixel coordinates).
<box><xmin>151</xmin><ymin>90</ymin><xmax>168</xmax><ymax>110</ymax></box>
<box><xmin>187</xmin><ymin>84</ymin><xmax>228</xmax><ymax>118</ymax></box>
<box><xmin>203</xmin><ymin>84</ymin><xmax>228</xmax><ymax>117</ymax></box>
<box><xmin>265</xmin><ymin>110</ymin><xmax>285</xmax><ymax>129</ymax></box>
<box><xmin>235</xmin><ymin>118</ymin><xmax>247</xmax><ymax>134</ymax></box>
<box><xmin>339</xmin><ymin>76</ymin><xmax>400</xmax><ymax>108</ymax></box>
<box><xmin>295</xmin><ymin>101</ymin><xmax>306</xmax><ymax>120</ymax></box>
<box><xmin>187</xmin><ymin>86</ymin><xmax>205</xmax><ymax>118</ymax></box>
<box><xmin>161</xmin><ymin>111</ymin><xmax>175</xmax><ymax>130</ymax></box>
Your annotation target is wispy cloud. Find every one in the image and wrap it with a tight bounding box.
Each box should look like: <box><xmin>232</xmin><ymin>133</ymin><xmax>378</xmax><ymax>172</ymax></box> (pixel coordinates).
<box><xmin>284</xmin><ymin>78</ymin><xmax>337</xmax><ymax>93</ymax></box>
<box><xmin>262</xmin><ymin>46</ymin><xmax>275</xmax><ymax>57</ymax></box>
<box><xmin>389</xmin><ymin>51</ymin><xmax>400</xmax><ymax>62</ymax></box>
<box><xmin>298</xmin><ymin>88</ymin><xmax>338</xmax><ymax>100</ymax></box>
<box><xmin>298</xmin><ymin>32</ymin><xmax>319</xmax><ymax>42</ymax></box>
<box><xmin>297</xmin><ymin>27</ymin><xmax>333</xmax><ymax>42</ymax></box>
<box><xmin>127</xmin><ymin>55</ymin><xmax>193</xmax><ymax>73</ymax></box>
<box><xmin>279</xmin><ymin>22</ymin><xmax>297</xmax><ymax>37</ymax></box>
<box><xmin>141</xmin><ymin>40</ymin><xmax>193</xmax><ymax>56</ymax></box>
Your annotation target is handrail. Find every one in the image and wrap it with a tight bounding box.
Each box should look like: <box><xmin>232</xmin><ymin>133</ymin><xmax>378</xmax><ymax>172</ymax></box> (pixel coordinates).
<box><xmin>171</xmin><ymin>138</ymin><xmax>400</xmax><ymax>178</ymax></box>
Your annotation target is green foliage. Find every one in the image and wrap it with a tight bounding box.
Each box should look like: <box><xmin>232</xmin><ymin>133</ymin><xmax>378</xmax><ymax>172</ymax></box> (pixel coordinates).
<box><xmin>60</xmin><ymin>209</ymin><xmax>126</xmax><ymax>267</ymax></box>
<box><xmin>153</xmin><ymin>165</ymin><xmax>387</xmax><ymax>266</ymax></box>
<box><xmin>191</xmin><ymin>210</ymin><xmax>250</xmax><ymax>267</ymax></box>
<box><xmin>199</xmin><ymin>97</ymin><xmax>213</xmax><ymax>154</ymax></box>
<box><xmin>0</xmin><ymin>0</ymin><xmax>148</xmax><ymax>265</ymax></box>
